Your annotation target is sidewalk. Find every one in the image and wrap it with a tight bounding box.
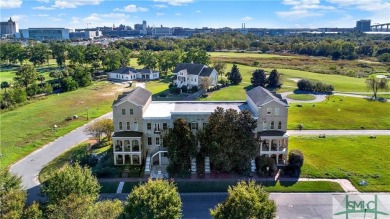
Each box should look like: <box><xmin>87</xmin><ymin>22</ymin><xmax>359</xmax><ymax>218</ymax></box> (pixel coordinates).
<box><xmin>98</xmin><ymin>172</ymin><xmax>359</xmax><ymax>193</ymax></box>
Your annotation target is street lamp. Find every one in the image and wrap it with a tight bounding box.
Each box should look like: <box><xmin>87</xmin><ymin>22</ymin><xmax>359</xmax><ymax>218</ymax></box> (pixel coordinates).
<box><xmin>266</xmin><ymin>166</ymin><xmax>270</xmax><ymax>187</ymax></box>
<box><xmin>86</xmin><ymin>107</ymin><xmax>89</xmax><ymax>121</ymax></box>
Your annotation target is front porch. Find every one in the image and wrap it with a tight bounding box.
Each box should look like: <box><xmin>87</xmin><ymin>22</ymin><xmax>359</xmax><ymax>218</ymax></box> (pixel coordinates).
<box><xmin>258</xmin><ymin>131</ymin><xmax>289</xmax><ymax>166</ymax></box>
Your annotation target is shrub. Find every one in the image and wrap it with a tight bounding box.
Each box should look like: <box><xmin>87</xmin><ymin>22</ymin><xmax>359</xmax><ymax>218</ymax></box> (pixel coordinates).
<box><xmin>181</xmin><ymin>85</ymin><xmax>188</xmax><ymax>93</ymax></box>
<box><xmin>255</xmin><ymin>155</ymin><xmax>276</xmax><ymax>176</ymax></box>
<box><xmin>297</xmin><ymin>79</ymin><xmax>334</xmax><ymax>93</ymax></box>
<box><xmin>168</xmin><ymin>83</ymin><xmax>173</xmax><ymax>89</ymax></box>
<box><xmin>191</xmin><ymin>85</ymin><xmax>199</xmax><ymax>92</ymax></box>
<box><xmin>286</xmin><ymin>149</ymin><xmax>304</xmax><ymax>177</ymax></box>
<box><xmin>169</xmin><ymin>87</ymin><xmax>181</xmax><ymax>94</ymax></box>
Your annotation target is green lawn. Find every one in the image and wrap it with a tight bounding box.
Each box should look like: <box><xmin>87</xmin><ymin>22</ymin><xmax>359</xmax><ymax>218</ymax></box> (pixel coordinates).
<box><xmin>289</xmin><ymin>136</ymin><xmax>390</xmax><ymax>192</ymax></box>
<box><xmin>199</xmin><ymin>64</ymin><xmax>369</xmax><ymax>101</ymax></box>
<box><xmin>288</xmin><ymin>96</ymin><xmax>390</xmax><ymax>130</ymax></box>
<box><xmin>0</xmin><ymin>82</ymin><xmax>127</xmax><ymax>169</ymax></box>
<box><xmin>116</xmin><ymin>180</ymin><xmax>342</xmax><ymax>193</ymax></box>
<box><xmin>286</xmin><ymin>94</ymin><xmax>316</xmax><ymax>101</ymax></box>
<box><xmin>39</xmin><ymin>142</ymin><xmax>90</xmax><ymax>183</ymax></box>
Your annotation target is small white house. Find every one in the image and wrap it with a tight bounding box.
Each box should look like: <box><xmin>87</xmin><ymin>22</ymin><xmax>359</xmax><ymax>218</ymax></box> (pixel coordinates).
<box><xmin>172</xmin><ymin>63</ymin><xmax>218</xmax><ymax>88</ymax></box>
<box><xmin>108</xmin><ymin>67</ymin><xmax>160</xmax><ymax>81</ymax></box>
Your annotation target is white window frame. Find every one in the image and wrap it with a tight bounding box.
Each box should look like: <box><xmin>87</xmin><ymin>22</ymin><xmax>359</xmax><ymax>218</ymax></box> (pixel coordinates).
<box><xmin>122</xmin><ymin>109</ymin><xmax>126</xmax><ymax>115</ymax></box>
<box><xmin>275</xmin><ymin>108</ymin><xmax>280</xmax><ymax>116</ymax></box>
<box><xmin>134</xmin><ymin>122</ymin><xmax>138</xmax><ymax>131</ymax></box>
<box><xmin>156</xmin><ymin>137</ymin><xmax>160</xmax><ymax>145</ymax></box>
<box><xmin>263</xmin><ymin>121</ymin><xmax>267</xmax><ymax>130</ymax></box>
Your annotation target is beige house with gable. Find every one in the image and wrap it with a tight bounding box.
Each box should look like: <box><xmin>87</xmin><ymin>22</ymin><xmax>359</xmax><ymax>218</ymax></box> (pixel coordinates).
<box><xmin>111</xmin><ymin>86</ymin><xmax>289</xmax><ymax>176</ymax></box>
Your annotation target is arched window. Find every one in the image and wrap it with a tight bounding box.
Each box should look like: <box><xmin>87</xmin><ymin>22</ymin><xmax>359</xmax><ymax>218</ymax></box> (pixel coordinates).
<box><xmin>115</xmin><ymin>140</ymin><xmax>122</xmax><ymax>151</ymax></box>
<box><xmin>278</xmin><ymin>121</ymin><xmax>282</xmax><ymax>129</ymax></box>
<box><xmin>132</xmin><ymin>140</ymin><xmax>140</xmax><ymax>151</ymax></box>
<box><xmin>127</xmin><ymin>122</ymin><xmax>130</xmax><ymax>130</ymax></box>
<box><xmin>263</xmin><ymin>121</ymin><xmax>267</xmax><ymax>130</ymax></box>
<box><xmin>271</xmin><ymin>121</ymin><xmax>275</xmax><ymax>130</ymax></box>
<box><xmin>119</xmin><ymin>122</ymin><xmax>123</xmax><ymax>130</ymax></box>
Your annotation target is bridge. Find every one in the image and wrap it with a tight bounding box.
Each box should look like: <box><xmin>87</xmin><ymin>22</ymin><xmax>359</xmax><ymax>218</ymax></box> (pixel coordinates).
<box><xmin>370</xmin><ymin>23</ymin><xmax>390</xmax><ymax>32</ymax></box>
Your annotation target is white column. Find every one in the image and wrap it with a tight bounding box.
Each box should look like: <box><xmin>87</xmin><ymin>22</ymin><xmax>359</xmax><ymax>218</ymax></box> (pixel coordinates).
<box><xmin>114</xmin><ymin>154</ymin><xmax>117</xmax><ymax>165</ymax></box>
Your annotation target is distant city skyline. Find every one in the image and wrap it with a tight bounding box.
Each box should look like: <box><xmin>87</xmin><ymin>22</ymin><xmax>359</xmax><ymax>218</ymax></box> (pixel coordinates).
<box><xmin>0</xmin><ymin>0</ymin><xmax>389</xmax><ymax>29</ymax></box>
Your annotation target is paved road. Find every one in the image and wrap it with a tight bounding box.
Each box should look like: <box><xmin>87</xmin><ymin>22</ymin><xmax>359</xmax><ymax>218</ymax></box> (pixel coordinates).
<box><xmin>9</xmin><ymin>112</ymin><xmax>113</xmax><ymax>202</ymax></box>
<box><xmin>281</xmin><ymin>91</ymin><xmax>327</xmax><ymax>103</ymax></box>
<box><xmin>287</xmin><ymin>130</ymin><xmax>390</xmax><ymax>136</ymax></box>
<box><xmin>100</xmin><ymin>193</ymin><xmax>340</xmax><ymax>219</ymax></box>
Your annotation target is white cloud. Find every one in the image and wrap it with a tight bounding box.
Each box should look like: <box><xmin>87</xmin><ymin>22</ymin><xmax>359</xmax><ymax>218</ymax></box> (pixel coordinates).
<box><xmin>58</xmin><ymin>13</ymin><xmax>67</xmax><ymax>17</ymax></box>
<box><xmin>175</xmin><ymin>13</ymin><xmax>181</xmax><ymax>16</ymax></box>
<box><xmin>156</xmin><ymin>12</ymin><xmax>165</xmax><ymax>16</ymax></box>
<box><xmin>51</xmin><ymin>18</ymin><xmax>63</xmax><ymax>21</ymax></box>
<box><xmin>37</xmin><ymin>0</ymin><xmax>50</xmax><ymax>3</ymax></box>
<box><xmin>327</xmin><ymin>0</ymin><xmax>390</xmax><ymax>11</ymax></box>
<box><xmin>153</xmin><ymin>0</ymin><xmax>194</xmax><ymax>6</ymax></box>
<box><xmin>72</xmin><ymin>13</ymin><xmax>130</xmax><ymax>23</ymax></box>
<box><xmin>242</xmin><ymin>16</ymin><xmax>253</xmax><ymax>21</ymax></box>
<box><xmin>0</xmin><ymin>0</ymin><xmax>22</xmax><ymax>9</ymax></box>
<box><xmin>114</xmin><ymin>5</ymin><xmax>149</xmax><ymax>13</ymax></box>
<box><xmin>10</xmin><ymin>15</ymin><xmax>27</xmax><ymax>21</ymax></box>
<box><xmin>195</xmin><ymin>10</ymin><xmax>201</xmax><ymax>13</ymax></box>
<box><xmin>32</xmin><ymin>6</ymin><xmax>55</xmax><ymax>10</ymax></box>
<box><xmin>53</xmin><ymin>0</ymin><xmax>103</xmax><ymax>9</ymax></box>
<box><xmin>154</xmin><ymin>4</ymin><xmax>168</xmax><ymax>8</ymax></box>
<box><xmin>37</xmin><ymin>14</ymin><xmax>50</xmax><ymax>17</ymax></box>
<box><xmin>276</xmin><ymin>10</ymin><xmax>323</xmax><ymax>18</ymax></box>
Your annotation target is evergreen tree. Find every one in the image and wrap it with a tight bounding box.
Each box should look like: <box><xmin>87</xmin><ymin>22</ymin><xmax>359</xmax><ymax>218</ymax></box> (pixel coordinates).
<box><xmin>267</xmin><ymin>69</ymin><xmax>281</xmax><ymax>88</ymax></box>
<box><xmin>251</xmin><ymin>69</ymin><xmax>267</xmax><ymax>87</ymax></box>
<box><xmin>228</xmin><ymin>64</ymin><xmax>242</xmax><ymax>85</ymax></box>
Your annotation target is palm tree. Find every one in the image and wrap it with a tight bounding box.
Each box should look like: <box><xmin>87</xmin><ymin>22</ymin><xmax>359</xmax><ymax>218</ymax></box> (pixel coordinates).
<box><xmin>1</xmin><ymin>81</ymin><xmax>10</xmax><ymax>93</ymax></box>
<box><xmin>38</xmin><ymin>74</ymin><xmax>45</xmax><ymax>87</ymax></box>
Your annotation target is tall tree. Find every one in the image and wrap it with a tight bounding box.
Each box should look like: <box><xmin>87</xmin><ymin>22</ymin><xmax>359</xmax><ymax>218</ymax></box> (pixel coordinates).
<box><xmin>67</xmin><ymin>45</ymin><xmax>86</xmax><ymax>65</ymax></box>
<box><xmin>124</xmin><ymin>179</ymin><xmax>182</xmax><ymax>219</ymax></box>
<box><xmin>37</xmin><ymin>74</ymin><xmax>45</xmax><ymax>87</ymax></box>
<box><xmin>267</xmin><ymin>69</ymin><xmax>281</xmax><ymax>88</ymax></box>
<box><xmin>251</xmin><ymin>69</ymin><xmax>267</xmax><ymax>87</ymax></box>
<box><xmin>118</xmin><ymin>46</ymin><xmax>131</xmax><ymax>67</ymax></box>
<box><xmin>200</xmin><ymin>107</ymin><xmax>257</xmax><ymax>173</ymax></box>
<box><xmin>183</xmin><ymin>47</ymin><xmax>210</xmax><ymax>65</ymax></box>
<box><xmin>42</xmin><ymin>163</ymin><xmax>101</xmax><ymax>204</ymax></box>
<box><xmin>210</xmin><ymin>180</ymin><xmax>276</xmax><ymax>219</ymax></box>
<box><xmin>28</xmin><ymin>43</ymin><xmax>49</xmax><ymax>66</ymax></box>
<box><xmin>0</xmin><ymin>170</ymin><xmax>26</xmax><ymax>219</ymax></box>
<box><xmin>14</xmin><ymin>64</ymin><xmax>39</xmax><ymax>94</ymax></box>
<box><xmin>163</xmin><ymin>118</ymin><xmax>197</xmax><ymax>177</ymax></box>
<box><xmin>228</xmin><ymin>64</ymin><xmax>242</xmax><ymax>85</ymax></box>
<box><xmin>102</xmin><ymin>49</ymin><xmax>121</xmax><ymax>71</ymax></box>
<box><xmin>50</xmin><ymin>42</ymin><xmax>67</xmax><ymax>68</ymax></box>
<box><xmin>1</xmin><ymin>81</ymin><xmax>10</xmax><ymax>93</ymax></box>
<box><xmin>137</xmin><ymin>50</ymin><xmax>158</xmax><ymax>69</ymax></box>
<box><xmin>212</xmin><ymin>60</ymin><xmax>226</xmax><ymax>82</ymax></box>
<box><xmin>85</xmin><ymin>44</ymin><xmax>103</xmax><ymax>66</ymax></box>
<box><xmin>366</xmin><ymin>75</ymin><xmax>389</xmax><ymax>100</ymax></box>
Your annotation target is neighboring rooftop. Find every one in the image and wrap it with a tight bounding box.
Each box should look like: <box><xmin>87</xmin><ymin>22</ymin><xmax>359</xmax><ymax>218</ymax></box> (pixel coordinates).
<box><xmin>173</xmin><ymin>63</ymin><xmax>206</xmax><ymax>75</ymax></box>
<box><xmin>112</xmin><ymin>131</ymin><xmax>143</xmax><ymax>138</ymax></box>
<box><xmin>199</xmin><ymin>67</ymin><xmax>215</xmax><ymax>77</ymax></box>
<box><xmin>142</xmin><ymin>101</ymin><xmax>256</xmax><ymax>119</ymax></box>
<box><xmin>246</xmin><ymin>86</ymin><xmax>288</xmax><ymax>107</ymax></box>
<box><xmin>113</xmin><ymin>87</ymin><xmax>152</xmax><ymax>107</ymax></box>
<box><xmin>110</xmin><ymin>67</ymin><xmax>137</xmax><ymax>74</ymax></box>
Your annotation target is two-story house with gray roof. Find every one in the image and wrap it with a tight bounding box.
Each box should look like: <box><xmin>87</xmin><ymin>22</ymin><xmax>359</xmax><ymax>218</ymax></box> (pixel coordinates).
<box><xmin>112</xmin><ymin>86</ymin><xmax>288</xmax><ymax>177</ymax></box>
<box><xmin>172</xmin><ymin>63</ymin><xmax>218</xmax><ymax>88</ymax></box>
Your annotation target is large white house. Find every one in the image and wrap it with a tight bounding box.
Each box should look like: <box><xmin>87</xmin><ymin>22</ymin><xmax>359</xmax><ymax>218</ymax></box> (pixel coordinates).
<box><xmin>107</xmin><ymin>67</ymin><xmax>160</xmax><ymax>81</ymax></box>
<box><xmin>111</xmin><ymin>86</ymin><xmax>289</xmax><ymax>177</ymax></box>
<box><xmin>172</xmin><ymin>63</ymin><xmax>218</xmax><ymax>88</ymax></box>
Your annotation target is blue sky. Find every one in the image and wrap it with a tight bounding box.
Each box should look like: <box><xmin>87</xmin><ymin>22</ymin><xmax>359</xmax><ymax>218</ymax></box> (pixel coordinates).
<box><xmin>0</xmin><ymin>0</ymin><xmax>389</xmax><ymax>29</ymax></box>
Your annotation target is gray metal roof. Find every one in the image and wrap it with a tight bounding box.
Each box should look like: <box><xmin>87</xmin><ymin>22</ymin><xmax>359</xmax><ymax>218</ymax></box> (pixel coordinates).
<box><xmin>199</xmin><ymin>68</ymin><xmax>215</xmax><ymax>77</ymax></box>
<box><xmin>110</xmin><ymin>67</ymin><xmax>137</xmax><ymax>74</ymax></box>
<box><xmin>113</xmin><ymin>87</ymin><xmax>152</xmax><ymax>107</ymax></box>
<box><xmin>112</xmin><ymin>131</ymin><xmax>143</xmax><ymax>138</ymax></box>
<box><xmin>258</xmin><ymin>130</ymin><xmax>287</xmax><ymax>137</ymax></box>
<box><xmin>173</xmin><ymin>63</ymin><xmax>206</xmax><ymax>75</ymax></box>
<box><xmin>246</xmin><ymin>86</ymin><xmax>288</xmax><ymax>107</ymax></box>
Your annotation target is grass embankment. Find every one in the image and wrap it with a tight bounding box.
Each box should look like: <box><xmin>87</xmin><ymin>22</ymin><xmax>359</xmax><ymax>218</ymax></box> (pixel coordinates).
<box><xmin>286</xmin><ymin>94</ymin><xmax>316</xmax><ymax>101</ymax></box>
<box><xmin>99</xmin><ymin>180</ymin><xmax>343</xmax><ymax>193</ymax></box>
<box><xmin>288</xmin><ymin>96</ymin><xmax>390</xmax><ymax>130</ymax></box>
<box><xmin>0</xmin><ymin>82</ymin><xmax>127</xmax><ymax>169</ymax></box>
<box><xmin>39</xmin><ymin>142</ymin><xmax>110</xmax><ymax>183</ymax></box>
<box><xmin>290</xmin><ymin>136</ymin><xmax>390</xmax><ymax>192</ymax></box>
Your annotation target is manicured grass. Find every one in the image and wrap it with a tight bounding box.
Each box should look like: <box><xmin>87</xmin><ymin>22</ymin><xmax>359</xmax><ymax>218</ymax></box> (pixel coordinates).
<box><xmin>286</xmin><ymin>94</ymin><xmax>316</xmax><ymax>101</ymax></box>
<box><xmin>117</xmin><ymin>180</ymin><xmax>343</xmax><ymax>194</ymax></box>
<box><xmin>145</xmin><ymin>78</ymin><xmax>190</xmax><ymax>101</ymax></box>
<box><xmin>288</xmin><ymin>96</ymin><xmax>390</xmax><ymax>130</ymax></box>
<box><xmin>0</xmin><ymin>82</ymin><xmax>128</xmax><ymax>169</ymax></box>
<box><xmin>289</xmin><ymin>136</ymin><xmax>390</xmax><ymax>192</ymax></box>
<box><xmin>100</xmin><ymin>182</ymin><xmax>119</xmax><ymax>193</ymax></box>
<box><xmin>199</xmin><ymin>64</ymin><xmax>369</xmax><ymax>101</ymax></box>
<box><xmin>39</xmin><ymin>142</ymin><xmax>90</xmax><ymax>183</ymax></box>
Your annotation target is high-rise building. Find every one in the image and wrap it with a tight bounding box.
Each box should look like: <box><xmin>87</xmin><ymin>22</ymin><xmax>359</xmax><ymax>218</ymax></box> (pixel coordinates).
<box><xmin>16</xmin><ymin>28</ymin><xmax>71</xmax><ymax>40</ymax></box>
<box><xmin>356</xmin><ymin>20</ymin><xmax>371</xmax><ymax>32</ymax></box>
<box><xmin>0</xmin><ymin>17</ymin><xmax>18</xmax><ymax>36</ymax></box>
